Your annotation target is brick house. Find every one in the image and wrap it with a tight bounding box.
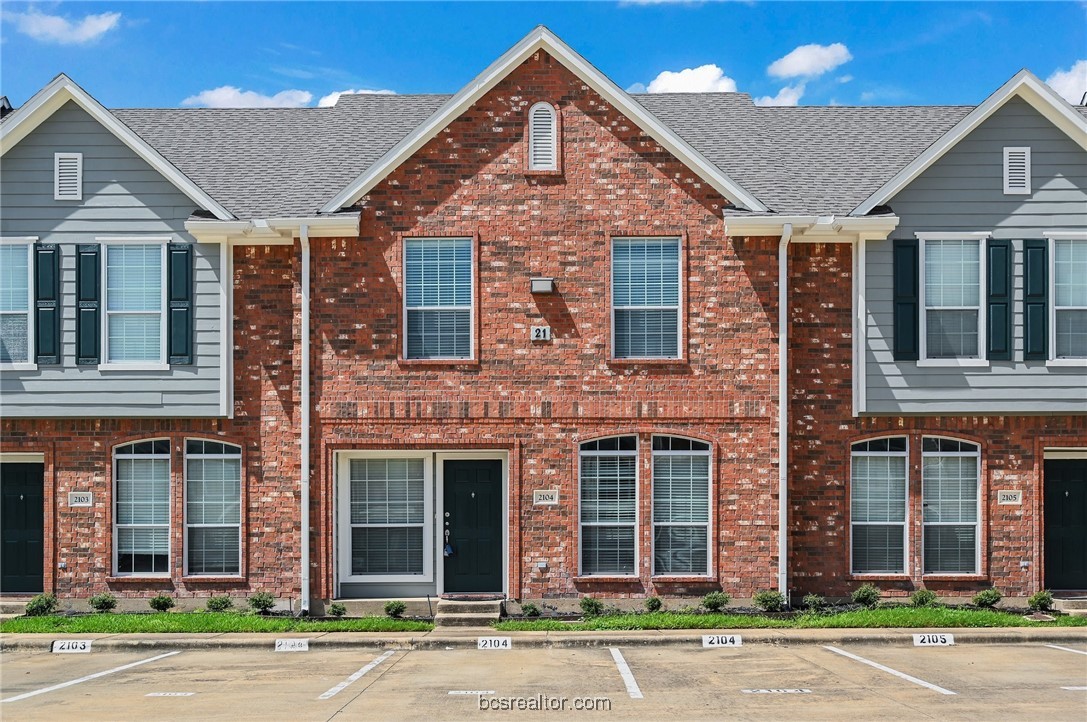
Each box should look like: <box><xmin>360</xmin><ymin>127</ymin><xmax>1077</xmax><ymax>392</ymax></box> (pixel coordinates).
<box><xmin>1</xmin><ymin>27</ymin><xmax>1084</xmax><ymax>610</ymax></box>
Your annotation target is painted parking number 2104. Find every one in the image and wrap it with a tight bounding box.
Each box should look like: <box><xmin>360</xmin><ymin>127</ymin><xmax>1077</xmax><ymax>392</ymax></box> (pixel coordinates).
<box><xmin>703</xmin><ymin>635</ymin><xmax>743</xmax><ymax>648</ymax></box>
<box><xmin>478</xmin><ymin>637</ymin><xmax>512</xmax><ymax>650</ymax></box>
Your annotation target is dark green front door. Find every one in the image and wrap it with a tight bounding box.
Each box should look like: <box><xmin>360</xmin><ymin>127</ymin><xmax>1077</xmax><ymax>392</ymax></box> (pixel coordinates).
<box><xmin>1045</xmin><ymin>459</ymin><xmax>1087</xmax><ymax>590</ymax></box>
<box><xmin>443</xmin><ymin>460</ymin><xmax>502</xmax><ymax>593</ymax></box>
<box><xmin>1</xmin><ymin>463</ymin><xmax>45</xmax><ymax>594</ymax></box>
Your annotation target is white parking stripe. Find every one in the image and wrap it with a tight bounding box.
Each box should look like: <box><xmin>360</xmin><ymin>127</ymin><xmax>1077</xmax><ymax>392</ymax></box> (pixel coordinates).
<box><xmin>1046</xmin><ymin>644</ymin><xmax>1087</xmax><ymax>656</ymax></box>
<box><xmin>317</xmin><ymin>650</ymin><xmax>395</xmax><ymax>700</ymax></box>
<box><xmin>1</xmin><ymin>651</ymin><xmax>181</xmax><ymax>704</ymax></box>
<box><xmin>608</xmin><ymin>647</ymin><xmax>644</xmax><ymax>700</ymax></box>
<box><xmin>1061</xmin><ymin>687</ymin><xmax>1087</xmax><ymax>691</ymax></box>
<box><xmin>822</xmin><ymin>646</ymin><xmax>956</xmax><ymax>695</ymax></box>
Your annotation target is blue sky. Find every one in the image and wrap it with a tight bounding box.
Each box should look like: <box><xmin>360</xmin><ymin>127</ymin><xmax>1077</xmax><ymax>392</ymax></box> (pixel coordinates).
<box><xmin>2</xmin><ymin>2</ymin><xmax>1085</xmax><ymax>109</ymax></box>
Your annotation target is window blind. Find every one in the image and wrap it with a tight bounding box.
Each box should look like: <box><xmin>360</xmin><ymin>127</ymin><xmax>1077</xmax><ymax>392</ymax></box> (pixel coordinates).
<box><xmin>186</xmin><ymin>441</ymin><xmax>242</xmax><ymax>575</ymax></box>
<box><xmin>1054</xmin><ymin>240</ymin><xmax>1087</xmax><ymax>358</ymax></box>
<box><xmin>652</xmin><ymin>445</ymin><xmax>710</xmax><ymax>575</ymax></box>
<box><xmin>106</xmin><ymin>244</ymin><xmax>163</xmax><ymax>363</ymax></box>
<box><xmin>580</xmin><ymin>438</ymin><xmax>637</xmax><ymax>575</ymax></box>
<box><xmin>0</xmin><ymin>244</ymin><xmax>29</xmax><ymax>363</ymax></box>
<box><xmin>404</xmin><ymin>238</ymin><xmax>472</xmax><ymax>359</ymax></box>
<box><xmin>349</xmin><ymin>458</ymin><xmax>426</xmax><ymax>575</ymax></box>
<box><xmin>922</xmin><ymin>441</ymin><xmax>979</xmax><ymax>574</ymax></box>
<box><xmin>850</xmin><ymin>440</ymin><xmax>907</xmax><ymax>574</ymax></box>
<box><xmin>114</xmin><ymin>443</ymin><xmax>170</xmax><ymax>574</ymax></box>
<box><xmin>613</xmin><ymin>238</ymin><xmax>680</xmax><ymax>358</ymax></box>
<box><xmin>924</xmin><ymin>239</ymin><xmax>980</xmax><ymax>358</ymax></box>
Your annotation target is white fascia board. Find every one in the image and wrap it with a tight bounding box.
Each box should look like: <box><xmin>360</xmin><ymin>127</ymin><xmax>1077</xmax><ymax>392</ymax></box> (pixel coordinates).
<box><xmin>1</xmin><ymin>74</ymin><xmax>235</xmax><ymax>221</ymax></box>
<box><xmin>320</xmin><ymin>26</ymin><xmax>767</xmax><ymax>214</ymax></box>
<box><xmin>185</xmin><ymin>214</ymin><xmax>361</xmax><ymax>244</ymax></box>
<box><xmin>724</xmin><ymin>215</ymin><xmax>899</xmax><ymax>241</ymax></box>
<box><xmin>852</xmin><ymin>69</ymin><xmax>1087</xmax><ymax>216</ymax></box>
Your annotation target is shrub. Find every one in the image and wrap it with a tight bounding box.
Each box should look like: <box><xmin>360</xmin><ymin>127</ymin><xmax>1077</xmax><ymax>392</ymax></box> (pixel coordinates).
<box><xmin>519</xmin><ymin>602</ymin><xmax>540</xmax><ymax>617</ymax></box>
<box><xmin>88</xmin><ymin>593</ymin><xmax>118</xmax><ymax>613</ymax></box>
<box><xmin>972</xmin><ymin>587</ymin><xmax>1003</xmax><ymax>609</ymax></box>
<box><xmin>205</xmin><ymin>596</ymin><xmax>233</xmax><ymax>612</ymax></box>
<box><xmin>248</xmin><ymin>592</ymin><xmax>276</xmax><ymax>614</ymax></box>
<box><xmin>149</xmin><ymin>595</ymin><xmax>175</xmax><ymax>612</ymax></box>
<box><xmin>1028</xmin><ymin>589</ymin><xmax>1054</xmax><ymax>612</ymax></box>
<box><xmin>910</xmin><ymin>589</ymin><xmax>939</xmax><ymax>608</ymax></box>
<box><xmin>753</xmin><ymin>589</ymin><xmax>787</xmax><ymax>612</ymax></box>
<box><xmin>579</xmin><ymin>596</ymin><xmax>604</xmax><ymax>617</ymax></box>
<box><xmin>802</xmin><ymin>593</ymin><xmax>826</xmax><ymax>612</ymax></box>
<box><xmin>701</xmin><ymin>591</ymin><xmax>731</xmax><ymax>612</ymax></box>
<box><xmin>644</xmin><ymin>596</ymin><xmax>663</xmax><ymax>613</ymax></box>
<box><xmin>384</xmin><ymin>600</ymin><xmax>407</xmax><ymax>618</ymax></box>
<box><xmin>327</xmin><ymin>603</ymin><xmax>347</xmax><ymax>618</ymax></box>
<box><xmin>851</xmin><ymin>583</ymin><xmax>881</xmax><ymax>609</ymax></box>
<box><xmin>25</xmin><ymin>593</ymin><xmax>58</xmax><ymax>617</ymax></box>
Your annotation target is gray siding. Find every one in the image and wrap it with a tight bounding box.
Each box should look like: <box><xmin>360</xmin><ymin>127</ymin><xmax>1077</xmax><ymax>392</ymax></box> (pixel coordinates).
<box><xmin>865</xmin><ymin>97</ymin><xmax>1087</xmax><ymax>415</ymax></box>
<box><xmin>0</xmin><ymin>101</ymin><xmax>225</xmax><ymax>417</ymax></box>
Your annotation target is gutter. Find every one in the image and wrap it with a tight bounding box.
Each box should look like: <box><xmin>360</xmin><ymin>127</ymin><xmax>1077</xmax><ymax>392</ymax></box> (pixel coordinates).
<box><xmin>777</xmin><ymin>223</ymin><xmax>792</xmax><ymax>604</ymax></box>
<box><xmin>300</xmin><ymin>225</ymin><xmax>311</xmax><ymax>614</ymax></box>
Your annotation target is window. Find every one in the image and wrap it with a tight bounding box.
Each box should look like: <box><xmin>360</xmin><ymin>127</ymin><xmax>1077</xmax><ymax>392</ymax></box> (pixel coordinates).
<box><xmin>580</xmin><ymin>436</ymin><xmax>637</xmax><ymax>575</ymax></box>
<box><xmin>922</xmin><ymin>438</ymin><xmax>980</xmax><ymax>575</ymax></box>
<box><xmin>922</xmin><ymin>238</ymin><xmax>983</xmax><ymax>359</ymax></box>
<box><xmin>349</xmin><ymin>458</ymin><xmax>427</xmax><ymax>576</ymax></box>
<box><xmin>1053</xmin><ymin>239</ymin><xmax>1087</xmax><ymax>359</ymax></box>
<box><xmin>1002</xmin><ymin>147</ymin><xmax>1030</xmax><ymax>195</ymax></box>
<box><xmin>105</xmin><ymin>243</ymin><xmax>165</xmax><ymax>364</ymax></box>
<box><xmin>0</xmin><ymin>242</ymin><xmax>31</xmax><ymax>364</ymax></box>
<box><xmin>114</xmin><ymin>439</ymin><xmax>171</xmax><ymax>575</ymax></box>
<box><xmin>528</xmin><ymin>102</ymin><xmax>557</xmax><ymax>171</ymax></box>
<box><xmin>54</xmin><ymin>152</ymin><xmax>82</xmax><ymax>201</ymax></box>
<box><xmin>185</xmin><ymin>440</ymin><xmax>241</xmax><ymax>576</ymax></box>
<box><xmin>851</xmin><ymin>437</ymin><xmax>908</xmax><ymax>574</ymax></box>
<box><xmin>404</xmin><ymin>237</ymin><xmax>473</xmax><ymax>359</ymax></box>
<box><xmin>612</xmin><ymin>237</ymin><xmax>681</xmax><ymax>359</ymax></box>
<box><xmin>652</xmin><ymin>436</ymin><xmax>711</xmax><ymax>576</ymax></box>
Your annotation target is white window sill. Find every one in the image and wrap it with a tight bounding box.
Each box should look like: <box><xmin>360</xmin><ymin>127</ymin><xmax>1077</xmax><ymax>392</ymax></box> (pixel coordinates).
<box><xmin>342</xmin><ymin>574</ymin><xmax>434</xmax><ymax>584</ymax></box>
<box><xmin>1047</xmin><ymin>358</ymin><xmax>1087</xmax><ymax>368</ymax></box>
<box><xmin>98</xmin><ymin>363</ymin><xmax>170</xmax><ymax>372</ymax></box>
<box><xmin>0</xmin><ymin>363</ymin><xmax>38</xmax><ymax>371</ymax></box>
<box><xmin>916</xmin><ymin>358</ymin><xmax>990</xmax><ymax>368</ymax></box>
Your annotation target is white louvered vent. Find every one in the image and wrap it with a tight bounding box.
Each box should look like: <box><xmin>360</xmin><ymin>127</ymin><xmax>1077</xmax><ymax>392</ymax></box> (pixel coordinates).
<box><xmin>54</xmin><ymin>152</ymin><xmax>83</xmax><ymax>201</ymax></box>
<box><xmin>528</xmin><ymin>102</ymin><xmax>557</xmax><ymax>171</ymax></box>
<box><xmin>1003</xmin><ymin>146</ymin><xmax>1030</xmax><ymax>195</ymax></box>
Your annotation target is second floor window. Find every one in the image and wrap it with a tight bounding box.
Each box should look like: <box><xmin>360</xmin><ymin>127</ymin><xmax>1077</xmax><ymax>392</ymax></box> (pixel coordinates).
<box><xmin>612</xmin><ymin>237</ymin><xmax>681</xmax><ymax>359</ymax></box>
<box><xmin>105</xmin><ymin>243</ymin><xmax>165</xmax><ymax>364</ymax></box>
<box><xmin>923</xmin><ymin>239</ymin><xmax>982</xmax><ymax>359</ymax></box>
<box><xmin>0</xmin><ymin>243</ymin><xmax>30</xmax><ymax>364</ymax></box>
<box><xmin>1054</xmin><ymin>239</ymin><xmax>1086</xmax><ymax>359</ymax></box>
<box><xmin>404</xmin><ymin>237</ymin><xmax>473</xmax><ymax>359</ymax></box>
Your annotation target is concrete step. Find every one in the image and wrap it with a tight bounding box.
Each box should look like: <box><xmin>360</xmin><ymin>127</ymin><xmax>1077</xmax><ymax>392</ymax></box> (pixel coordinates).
<box><xmin>434</xmin><ymin>612</ymin><xmax>499</xmax><ymax>628</ymax></box>
<box><xmin>1054</xmin><ymin>598</ymin><xmax>1087</xmax><ymax>611</ymax></box>
<box><xmin>0</xmin><ymin>598</ymin><xmax>34</xmax><ymax>615</ymax></box>
<box><xmin>436</xmin><ymin>600</ymin><xmax>502</xmax><ymax>615</ymax></box>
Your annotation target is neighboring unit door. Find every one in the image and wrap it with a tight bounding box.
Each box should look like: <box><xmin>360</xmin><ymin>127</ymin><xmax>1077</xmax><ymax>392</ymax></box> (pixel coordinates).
<box><xmin>1044</xmin><ymin>459</ymin><xmax>1087</xmax><ymax>590</ymax></box>
<box><xmin>1</xmin><ymin>463</ymin><xmax>45</xmax><ymax>594</ymax></box>
<box><xmin>443</xmin><ymin>460</ymin><xmax>503</xmax><ymax>593</ymax></box>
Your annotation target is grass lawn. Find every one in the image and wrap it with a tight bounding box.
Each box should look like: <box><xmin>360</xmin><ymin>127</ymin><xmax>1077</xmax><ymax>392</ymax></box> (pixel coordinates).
<box><xmin>495</xmin><ymin>607</ymin><xmax>1087</xmax><ymax>632</ymax></box>
<box><xmin>0</xmin><ymin>613</ymin><xmax>433</xmax><ymax>634</ymax></box>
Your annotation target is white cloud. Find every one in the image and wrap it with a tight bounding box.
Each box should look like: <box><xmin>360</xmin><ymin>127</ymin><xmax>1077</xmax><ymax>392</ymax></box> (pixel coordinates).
<box><xmin>768</xmin><ymin>43</ymin><xmax>852</xmax><ymax>79</ymax></box>
<box><xmin>754</xmin><ymin>83</ymin><xmax>806</xmax><ymax>107</ymax></box>
<box><xmin>4</xmin><ymin>8</ymin><xmax>121</xmax><ymax>45</ymax></box>
<box><xmin>836</xmin><ymin>75</ymin><xmax>854</xmax><ymax>84</ymax></box>
<box><xmin>317</xmin><ymin>88</ymin><xmax>396</xmax><ymax>107</ymax></box>
<box><xmin>181</xmin><ymin>86</ymin><xmax>313</xmax><ymax>108</ymax></box>
<box><xmin>644</xmin><ymin>64</ymin><xmax>737</xmax><ymax>93</ymax></box>
<box><xmin>1045</xmin><ymin>60</ymin><xmax>1087</xmax><ymax>104</ymax></box>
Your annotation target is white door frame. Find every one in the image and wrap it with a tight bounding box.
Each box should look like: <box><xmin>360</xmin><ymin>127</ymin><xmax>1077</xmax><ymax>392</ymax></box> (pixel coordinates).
<box><xmin>435</xmin><ymin>450</ymin><xmax>509</xmax><ymax>596</ymax></box>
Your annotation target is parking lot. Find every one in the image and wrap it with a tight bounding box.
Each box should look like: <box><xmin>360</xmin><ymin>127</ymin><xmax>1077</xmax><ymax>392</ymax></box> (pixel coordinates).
<box><xmin>1</xmin><ymin>639</ymin><xmax>1085</xmax><ymax>721</ymax></box>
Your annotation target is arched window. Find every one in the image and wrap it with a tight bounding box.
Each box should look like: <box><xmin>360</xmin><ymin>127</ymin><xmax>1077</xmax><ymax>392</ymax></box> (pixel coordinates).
<box><xmin>922</xmin><ymin>437</ymin><xmax>980</xmax><ymax>574</ymax></box>
<box><xmin>652</xmin><ymin>436</ymin><xmax>711</xmax><ymax>576</ymax></box>
<box><xmin>185</xmin><ymin>439</ymin><xmax>243</xmax><ymax>576</ymax></box>
<box><xmin>114</xmin><ymin>439</ymin><xmax>171</xmax><ymax>575</ymax></box>
<box><xmin>579</xmin><ymin>435</ymin><xmax>637</xmax><ymax>575</ymax></box>
<box><xmin>528</xmin><ymin>102</ymin><xmax>558</xmax><ymax>171</ymax></box>
<box><xmin>850</xmin><ymin>437</ymin><xmax>908</xmax><ymax>574</ymax></box>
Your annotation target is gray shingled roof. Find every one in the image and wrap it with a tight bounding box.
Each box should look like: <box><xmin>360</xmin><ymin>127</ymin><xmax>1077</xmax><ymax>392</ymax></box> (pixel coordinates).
<box><xmin>114</xmin><ymin>93</ymin><xmax>980</xmax><ymax>218</ymax></box>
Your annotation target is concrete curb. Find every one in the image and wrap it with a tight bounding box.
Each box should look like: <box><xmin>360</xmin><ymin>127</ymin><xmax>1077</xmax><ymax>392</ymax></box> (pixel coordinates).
<box><xmin>3</xmin><ymin>627</ymin><xmax>1085</xmax><ymax>652</ymax></box>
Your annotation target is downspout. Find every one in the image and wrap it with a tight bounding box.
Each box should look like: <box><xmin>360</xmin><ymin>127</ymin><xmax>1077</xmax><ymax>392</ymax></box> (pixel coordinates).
<box><xmin>300</xmin><ymin>225</ymin><xmax>311</xmax><ymax>614</ymax></box>
<box><xmin>777</xmin><ymin>223</ymin><xmax>793</xmax><ymax>604</ymax></box>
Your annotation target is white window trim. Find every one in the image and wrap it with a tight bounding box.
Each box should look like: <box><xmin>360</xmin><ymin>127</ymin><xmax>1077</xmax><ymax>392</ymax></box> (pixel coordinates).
<box><xmin>917</xmin><ymin>234</ymin><xmax>989</xmax><ymax>366</ymax></box>
<box><xmin>650</xmin><ymin>436</ymin><xmax>713</xmax><ymax>578</ymax></box>
<box><xmin>401</xmin><ymin>236</ymin><xmax>476</xmax><ymax>361</ymax></box>
<box><xmin>849</xmin><ymin>436</ymin><xmax>910</xmax><ymax>576</ymax></box>
<box><xmin>1002</xmin><ymin>146</ymin><xmax>1031</xmax><ymax>195</ymax></box>
<box><xmin>1047</xmin><ymin>236</ymin><xmax>1087</xmax><ymax>364</ymax></box>
<box><xmin>336</xmin><ymin>450</ymin><xmax>435</xmax><ymax>584</ymax></box>
<box><xmin>98</xmin><ymin>236</ymin><xmax>170</xmax><ymax>371</ymax></box>
<box><xmin>921</xmin><ymin>437</ymin><xmax>982</xmax><ymax>577</ymax></box>
<box><xmin>0</xmin><ymin>237</ymin><xmax>37</xmax><ymax>371</ymax></box>
<box><xmin>528</xmin><ymin>101</ymin><xmax>558</xmax><ymax>171</ymax></box>
<box><xmin>53</xmin><ymin>152</ymin><xmax>83</xmax><ymax>201</ymax></box>
<box><xmin>611</xmin><ymin>236</ymin><xmax>683</xmax><ymax>361</ymax></box>
<box><xmin>183</xmin><ymin>439</ymin><xmax>243</xmax><ymax>578</ymax></box>
<box><xmin>578</xmin><ymin>437</ymin><xmax>640</xmax><ymax>577</ymax></box>
<box><xmin>113</xmin><ymin>439</ymin><xmax>171</xmax><ymax>578</ymax></box>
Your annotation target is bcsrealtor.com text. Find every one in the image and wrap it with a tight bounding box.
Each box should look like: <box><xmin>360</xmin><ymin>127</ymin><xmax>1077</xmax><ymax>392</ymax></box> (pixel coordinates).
<box><xmin>477</xmin><ymin>694</ymin><xmax>613</xmax><ymax>712</ymax></box>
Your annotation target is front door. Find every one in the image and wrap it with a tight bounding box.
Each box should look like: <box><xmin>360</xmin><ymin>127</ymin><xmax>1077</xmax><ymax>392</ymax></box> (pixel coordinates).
<box><xmin>1045</xmin><ymin>459</ymin><xmax>1087</xmax><ymax>590</ymax></box>
<box><xmin>1</xmin><ymin>463</ymin><xmax>45</xmax><ymax>594</ymax></box>
<box><xmin>443</xmin><ymin>460</ymin><xmax>502</xmax><ymax>593</ymax></box>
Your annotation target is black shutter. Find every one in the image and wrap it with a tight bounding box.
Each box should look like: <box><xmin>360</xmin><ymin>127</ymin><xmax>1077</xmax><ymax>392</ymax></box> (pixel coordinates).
<box><xmin>986</xmin><ymin>239</ymin><xmax>1012</xmax><ymax>360</ymax></box>
<box><xmin>1023</xmin><ymin>239</ymin><xmax>1048</xmax><ymax>360</ymax></box>
<box><xmin>167</xmin><ymin>243</ymin><xmax>193</xmax><ymax>365</ymax></box>
<box><xmin>892</xmin><ymin>239</ymin><xmax>920</xmax><ymax>361</ymax></box>
<box><xmin>75</xmin><ymin>244</ymin><xmax>100</xmax><ymax>365</ymax></box>
<box><xmin>33</xmin><ymin>244</ymin><xmax>60</xmax><ymax>364</ymax></box>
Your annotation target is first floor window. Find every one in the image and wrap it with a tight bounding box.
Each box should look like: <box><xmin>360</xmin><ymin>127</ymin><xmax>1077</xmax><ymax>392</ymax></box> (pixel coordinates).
<box><xmin>612</xmin><ymin>237</ymin><xmax>681</xmax><ymax>359</ymax></box>
<box><xmin>1054</xmin><ymin>239</ymin><xmax>1087</xmax><ymax>358</ymax></box>
<box><xmin>106</xmin><ymin>243</ymin><xmax>164</xmax><ymax>363</ymax></box>
<box><xmin>652</xmin><ymin>436</ymin><xmax>710</xmax><ymax>575</ymax></box>
<box><xmin>851</xmin><ymin>437</ymin><xmax>908</xmax><ymax>574</ymax></box>
<box><xmin>350</xmin><ymin>458</ymin><xmax>426</xmax><ymax>575</ymax></box>
<box><xmin>185</xmin><ymin>440</ymin><xmax>242</xmax><ymax>575</ymax></box>
<box><xmin>922</xmin><ymin>438</ymin><xmax>980</xmax><ymax>574</ymax></box>
<box><xmin>404</xmin><ymin>237</ymin><xmax>473</xmax><ymax>359</ymax></box>
<box><xmin>579</xmin><ymin>436</ymin><xmax>637</xmax><ymax>575</ymax></box>
<box><xmin>0</xmin><ymin>242</ymin><xmax>30</xmax><ymax>364</ymax></box>
<box><xmin>114</xmin><ymin>439</ymin><xmax>170</xmax><ymax>574</ymax></box>
<box><xmin>923</xmin><ymin>238</ymin><xmax>982</xmax><ymax>359</ymax></box>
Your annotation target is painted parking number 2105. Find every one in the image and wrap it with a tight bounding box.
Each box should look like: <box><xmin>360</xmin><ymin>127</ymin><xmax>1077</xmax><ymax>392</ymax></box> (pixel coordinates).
<box><xmin>913</xmin><ymin>633</ymin><xmax>955</xmax><ymax>646</ymax></box>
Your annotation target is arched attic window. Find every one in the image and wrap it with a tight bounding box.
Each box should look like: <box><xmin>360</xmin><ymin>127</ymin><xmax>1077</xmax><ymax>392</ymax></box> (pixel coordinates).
<box><xmin>528</xmin><ymin>102</ymin><xmax>558</xmax><ymax>171</ymax></box>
